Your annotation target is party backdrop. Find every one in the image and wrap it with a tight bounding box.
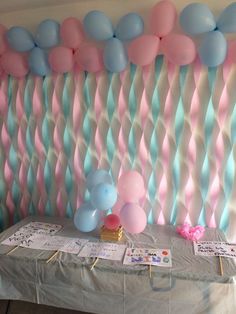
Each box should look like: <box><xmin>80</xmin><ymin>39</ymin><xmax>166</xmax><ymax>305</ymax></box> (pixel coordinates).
<box><xmin>1</xmin><ymin>58</ymin><xmax>236</xmax><ymax>241</ymax></box>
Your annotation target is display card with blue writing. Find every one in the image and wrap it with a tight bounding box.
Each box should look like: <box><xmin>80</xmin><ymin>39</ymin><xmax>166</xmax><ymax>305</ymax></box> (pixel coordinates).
<box><xmin>123</xmin><ymin>248</ymin><xmax>172</xmax><ymax>267</ymax></box>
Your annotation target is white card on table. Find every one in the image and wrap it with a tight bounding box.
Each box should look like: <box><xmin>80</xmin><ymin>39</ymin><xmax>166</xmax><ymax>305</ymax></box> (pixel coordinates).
<box><xmin>123</xmin><ymin>248</ymin><xmax>172</xmax><ymax>267</ymax></box>
<box><xmin>78</xmin><ymin>242</ymin><xmax>127</xmax><ymax>261</ymax></box>
<box><xmin>1</xmin><ymin>222</ymin><xmax>62</xmax><ymax>247</ymax></box>
<box><xmin>194</xmin><ymin>241</ymin><xmax>236</xmax><ymax>258</ymax></box>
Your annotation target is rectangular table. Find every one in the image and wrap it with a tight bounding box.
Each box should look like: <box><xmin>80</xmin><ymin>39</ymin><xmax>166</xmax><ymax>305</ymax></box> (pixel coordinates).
<box><xmin>0</xmin><ymin>216</ymin><xmax>235</xmax><ymax>314</ymax></box>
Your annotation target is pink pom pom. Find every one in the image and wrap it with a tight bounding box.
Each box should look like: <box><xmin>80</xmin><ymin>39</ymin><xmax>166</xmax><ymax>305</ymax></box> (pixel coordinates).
<box><xmin>74</xmin><ymin>43</ymin><xmax>104</xmax><ymax>72</ymax></box>
<box><xmin>176</xmin><ymin>224</ymin><xmax>205</xmax><ymax>241</ymax></box>
<box><xmin>104</xmin><ymin>214</ymin><xmax>120</xmax><ymax>230</ymax></box>
<box><xmin>1</xmin><ymin>51</ymin><xmax>29</xmax><ymax>77</ymax></box>
<box><xmin>48</xmin><ymin>46</ymin><xmax>74</xmax><ymax>73</ymax></box>
<box><xmin>60</xmin><ymin>17</ymin><xmax>85</xmax><ymax>50</ymax></box>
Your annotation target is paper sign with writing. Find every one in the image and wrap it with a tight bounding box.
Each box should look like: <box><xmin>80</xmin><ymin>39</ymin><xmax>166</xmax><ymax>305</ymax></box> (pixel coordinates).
<box><xmin>194</xmin><ymin>241</ymin><xmax>236</xmax><ymax>258</ymax></box>
<box><xmin>1</xmin><ymin>222</ymin><xmax>62</xmax><ymax>247</ymax></box>
<box><xmin>78</xmin><ymin>242</ymin><xmax>126</xmax><ymax>261</ymax></box>
<box><xmin>123</xmin><ymin>248</ymin><xmax>172</xmax><ymax>267</ymax></box>
<box><xmin>20</xmin><ymin>234</ymin><xmax>88</xmax><ymax>254</ymax></box>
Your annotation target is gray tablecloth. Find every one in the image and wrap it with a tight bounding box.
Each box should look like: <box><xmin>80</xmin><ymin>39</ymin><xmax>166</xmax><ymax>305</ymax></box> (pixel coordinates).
<box><xmin>0</xmin><ymin>216</ymin><xmax>235</xmax><ymax>314</ymax></box>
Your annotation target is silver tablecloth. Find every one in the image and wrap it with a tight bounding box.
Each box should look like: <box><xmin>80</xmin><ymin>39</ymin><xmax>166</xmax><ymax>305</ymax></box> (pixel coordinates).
<box><xmin>0</xmin><ymin>216</ymin><xmax>235</xmax><ymax>314</ymax></box>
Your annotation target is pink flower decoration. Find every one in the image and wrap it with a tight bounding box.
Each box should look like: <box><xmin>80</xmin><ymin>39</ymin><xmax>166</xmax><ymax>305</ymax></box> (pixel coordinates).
<box><xmin>176</xmin><ymin>223</ymin><xmax>205</xmax><ymax>241</ymax></box>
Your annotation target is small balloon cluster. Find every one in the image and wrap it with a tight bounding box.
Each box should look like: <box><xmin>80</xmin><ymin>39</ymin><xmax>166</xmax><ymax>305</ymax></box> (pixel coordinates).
<box><xmin>0</xmin><ymin>1</ymin><xmax>235</xmax><ymax>77</ymax></box>
<box><xmin>74</xmin><ymin>169</ymin><xmax>147</xmax><ymax>235</ymax></box>
<box><xmin>180</xmin><ymin>3</ymin><xmax>236</xmax><ymax>67</ymax></box>
<box><xmin>74</xmin><ymin>169</ymin><xmax>117</xmax><ymax>232</ymax></box>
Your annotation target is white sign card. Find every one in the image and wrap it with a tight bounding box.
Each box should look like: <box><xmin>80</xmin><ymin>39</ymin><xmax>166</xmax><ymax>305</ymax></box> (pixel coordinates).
<box><xmin>20</xmin><ymin>234</ymin><xmax>88</xmax><ymax>254</ymax></box>
<box><xmin>194</xmin><ymin>241</ymin><xmax>236</xmax><ymax>259</ymax></box>
<box><xmin>1</xmin><ymin>222</ymin><xmax>62</xmax><ymax>247</ymax></box>
<box><xmin>123</xmin><ymin>248</ymin><xmax>172</xmax><ymax>267</ymax></box>
<box><xmin>78</xmin><ymin>242</ymin><xmax>127</xmax><ymax>261</ymax></box>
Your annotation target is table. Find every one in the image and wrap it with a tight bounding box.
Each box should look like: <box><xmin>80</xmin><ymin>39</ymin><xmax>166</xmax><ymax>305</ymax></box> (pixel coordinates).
<box><xmin>0</xmin><ymin>216</ymin><xmax>235</xmax><ymax>314</ymax></box>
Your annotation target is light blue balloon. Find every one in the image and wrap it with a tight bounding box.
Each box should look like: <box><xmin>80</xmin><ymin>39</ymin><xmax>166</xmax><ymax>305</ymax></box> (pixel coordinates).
<box><xmin>90</xmin><ymin>183</ymin><xmax>117</xmax><ymax>211</ymax></box>
<box><xmin>86</xmin><ymin>169</ymin><xmax>112</xmax><ymax>192</ymax></box>
<box><xmin>83</xmin><ymin>10</ymin><xmax>113</xmax><ymax>41</ymax></box>
<box><xmin>198</xmin><ymin>31</ymin><xmax>227</xmax><ymax>67</ymax></box>
<box><xmin>103</xmin><ymin>38</ymin><xmax>128</xmax><ymax>72</ymax></box>
<box><xmin>180</xmin><ymin>3</ymin><xmax>216</xmax><ymax>35</ymax></box>
<box><xmin>115</xmin><ymin>13</ymin><xmax>144</xmax><ymax>41</ymax></box>
<box><xmin>35</xmin><ymin>19</ymin><xmax>60</xmax><ymax>48</ymax></box>
<box><xmin>217</xmin><ymin>3</ymin><xmax>236</xmax><ymax>33</ymax></box>
<box><xmin>29</xmin><ymin>47</ymin><xmax>51</xmax><ymax>76</ymax></box>
<box><xmin>74</xmin><ymin>203</ymin><xmax>99</xmax><ymax>232</ymax></box>
<box><xmin>6</xmin><ymin>26</ymin><xmax>35</xmax><ymax>52</ymax></box>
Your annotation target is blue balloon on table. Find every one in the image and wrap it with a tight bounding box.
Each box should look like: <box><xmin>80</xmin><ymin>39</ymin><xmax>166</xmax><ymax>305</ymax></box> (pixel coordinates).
<box><xmin>115</xmin><ymin>13</ymin><xmax>144</xmax><ymax>41</ymax></box>
<box><xmin>35</xmin><ymin>19</ymin><xmax>60</xmax><ymax>48</ymax></box>
<box><xmin>180</xmin><ymin>3</ymin><xmax>216</xmax><ymax>35</ymax></box>
<box><xmin>83</xmin><ymin>10</ymin><xmax>113</xmax><ymax>41</ymax></box>
<box><xmin>86</xmin><ymin>169</ymin><xmax>112</xmax><ymax>192</ymax></box>
<box><xmin>103</xmin><ymin>38</ymin><xmax>128</xmax><ymax>72</ymax></box>
<box><xmin>6</xmin><ymin>26</ymin><xmax>35</xmax><ymax>52</ymax></box>
<box><xmin>90</xmin><ymin>182</ymin><xmax>117</xmax><ymax>211</ymax></box>
<box><xmin>29</xmin><ymin>47</ymin><xmax>51</xmax><ymax>76</ymax></box>
<box><xmin>217</xmin><ymin>3</ymin><xmax>236</xmax><ymax>33</ymax></box>
<box><xmin>74</xmin><ymin>203</ymin><xmax>100</xmax><ymax>232</ymax></box>
<box><xmin>198</xmin><ymin>31</ymin><xmax>227</xmax><ymax>67</ymax></box>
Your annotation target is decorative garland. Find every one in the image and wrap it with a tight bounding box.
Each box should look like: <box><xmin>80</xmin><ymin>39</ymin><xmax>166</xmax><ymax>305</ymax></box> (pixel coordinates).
<box><xmin>0</xmin><ymin>1</ymin><xmax>236</xmax><ymax>77</ymax></box>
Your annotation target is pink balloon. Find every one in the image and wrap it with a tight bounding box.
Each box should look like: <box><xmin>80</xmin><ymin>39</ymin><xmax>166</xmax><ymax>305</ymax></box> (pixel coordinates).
<box><xmin>128</xmin><ymin>35</ymin><xmax>160</xmax><ymax>66</ymax></box>
<box><xmin>117</xmin><ymin>170</ymin><xmax>145</xmax><ymax>203</ymax></box>
<box><xmin>74</xmin><ymin>43</ymin><xmax>104</xmax><ymax>72</ymax></box>
<box><xmin>1</xmin><ymin>51</ymin><xmax>29</xmax><ymax>77</ymax></box>
<box><xmin>48</xmin><ymin>46</ymin><xmax>74</xmax><ymax>73</ymax></box>
<box><xmin>150</xmin><ymin>0</ymin><xmax>177</xmax><ymax>37</ymax></box>
<box><xmin>161</xmin><ymin>34</ymin><xmax>196</xmax><ymax>65</ymax></box>
<box><xmin>0</xmin><ymin>24</ymin><xmax>9</xmax><ymax>55</ymax></box>
<box><xmin>120</xmin><ymin>203</ymin><xmax>147</xmax><ymax>234</ymax></box>
<box><xmin>104</xmin><ymin>214</ymin><xmax>120</xmax><ymax>230</ymax></box>
<box><xmin>60</xmin><ymin>17</ymin><xmax>85</xmax><ymax>50</ymax></box>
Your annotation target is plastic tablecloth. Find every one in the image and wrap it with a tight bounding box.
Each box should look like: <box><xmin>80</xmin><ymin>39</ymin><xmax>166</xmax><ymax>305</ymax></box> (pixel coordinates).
<box><xmin>0</xmin><ymin>216</ymin><xmax>235</xmax><ymax>314</ymax></box>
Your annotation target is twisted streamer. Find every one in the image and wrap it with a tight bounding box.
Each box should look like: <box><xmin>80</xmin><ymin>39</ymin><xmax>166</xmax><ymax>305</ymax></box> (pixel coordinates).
<box><xmin>171</xmin><ymin>64</ymin><xmax>187</xmax><ymax>225</ymax></box>
<box><xmin>147</xmin><ymin>57</ymin><xmax>164</xmax><ymax>223</ymax></box>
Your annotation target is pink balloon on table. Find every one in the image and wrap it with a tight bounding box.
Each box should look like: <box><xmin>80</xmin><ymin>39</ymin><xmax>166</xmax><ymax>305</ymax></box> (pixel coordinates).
<box><xmin>161</xmin><ymin>33</ymin><xmax>196</xmax><ymax>65</ymax></box>
<box><xmin>48</xmin><ymin>46</ymin><xmax>74</xmax><ymax>73</ymax></box>
<box><xmin>1</xmin><ymin>51</ymin><xmax>29</xmax><ymax>77</ymax></box>
<box><xmin>74</xmin><ymin>43</ymin><xmax>104</xmax><ymax>72</ymax></box>
<box><xmin>128</xmin><ymin>35</ymin><xmax>160</xmax><ymax>66</ymax></box>
<box><xmin>0</xmin><ymin>24</ymin><xmax>9</xmax><ymax>55</ymax></box>
<box><xmin>120</xmin><ymin>203</ymin><xmax>147</xmax><ymax>234</ymax></box>
<box><xmin>150</xmin><ymin>0</ymin><xmax>177</xmax><ymax>37</ymax></box>
<box><xmin>117</xmin><ymin>170</ymin><xmax>145</xmax><ymax>203</ymax></box>
<box><xmin>104</xmin><ymin>214</ymin><xmax>120</xmax><ymax>230</ymax></box>
<box><xmin>60</xmin><ymin>17</ymin><xmax>85</xmax><ymax>50</ymax></box>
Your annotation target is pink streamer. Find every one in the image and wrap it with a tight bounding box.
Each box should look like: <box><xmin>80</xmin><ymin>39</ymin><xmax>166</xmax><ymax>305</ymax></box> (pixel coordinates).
<box><xmin>32</xmin><ymin>77</ymin><xmax>43</xmax><ymax>119</ymax></box>
<box><xmin>4</xmin><ymin>160</ymin><xmax>13</xmax><ymax>187</ymax></box>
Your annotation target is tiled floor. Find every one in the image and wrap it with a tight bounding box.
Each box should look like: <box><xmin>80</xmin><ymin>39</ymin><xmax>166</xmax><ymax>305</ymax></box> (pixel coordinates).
<box><xmin>0</xmin><ymin>300</ymin><xmax>93</xmax><ymax>314</ymax></box>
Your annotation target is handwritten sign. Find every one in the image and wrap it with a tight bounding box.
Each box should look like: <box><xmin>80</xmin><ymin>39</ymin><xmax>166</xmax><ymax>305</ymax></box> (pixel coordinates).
<box><xmin>20</xmin><ymin>234</ymin><xmax>88</xmax><ymax>254</ymax></box>
<box><xmin>123</xmin><ymin>248</ymin><xmax>172</xmax><ymax>267</ymax></box>
<box><xmin>194</xmin><ymin>241</ymin><xmax>236</xmax><ymax>258</ymax></box>
<box><xmin>1</xmin><ymin>222</ymin><xmax>62</xmax><ymax>247</ymax></box>
<box><xmin>78</xmin><ymin>242</ymin><xmax>126</xmax><ymax>261</ymax></box>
